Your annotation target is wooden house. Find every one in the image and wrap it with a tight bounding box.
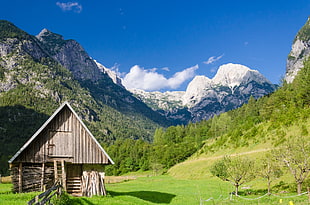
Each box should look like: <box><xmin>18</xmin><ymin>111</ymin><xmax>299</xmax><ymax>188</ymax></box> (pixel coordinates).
<box><xmin>8</xmin><ymin>102</ymin><xmax>114</xmax><ymax>196</ymax></box>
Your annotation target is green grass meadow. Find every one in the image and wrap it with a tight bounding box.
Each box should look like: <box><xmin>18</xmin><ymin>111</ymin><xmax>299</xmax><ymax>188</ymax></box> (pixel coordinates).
<box><xmin>1</xmin><ymin>175</ymin><xmax>309</xmax><ymax>205</ymax></box>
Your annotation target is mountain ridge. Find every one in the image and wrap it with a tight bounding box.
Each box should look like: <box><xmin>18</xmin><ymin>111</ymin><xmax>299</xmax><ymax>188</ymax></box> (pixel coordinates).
<box><xmin>130</xmin><ymin>63</ymin><xmax>277</xmax><ymax>123</ymax></box>
<box><xmin>0</xmin><ymin>20</ymin><xmax>175</xmax><ymax>175</ymax></box>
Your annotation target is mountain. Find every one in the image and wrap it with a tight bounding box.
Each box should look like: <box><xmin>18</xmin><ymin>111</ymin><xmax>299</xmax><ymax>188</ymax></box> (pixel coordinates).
<box><xmin>94</xmin><ymin>60</ymin><xmax>123</xmax><ymax>87</ymax></box>
<box><xmin>285</xmin><ymin>17</ymin><xmax>310</xmax><ymax>83</ymax></box>
<box><xmin>131</xmin><ymin>63</ymin><xmax>277</xmax><ymax>123</ymax></box>
<box><xmin>0</xmin><ymin>20</ymin><xmax>171</xmax><ymax>174</ymax></box>
<box><xmin>129</xmin><ymin>89</ymin><xmax>191</xmax><ymax>125</ymax></box>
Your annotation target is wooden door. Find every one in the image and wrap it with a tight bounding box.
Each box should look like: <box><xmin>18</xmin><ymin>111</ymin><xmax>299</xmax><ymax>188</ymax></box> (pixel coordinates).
<box><xmin>48</xmin><ymin>131</ymin><xmax>73</xmax><ymax>157</ymax></box>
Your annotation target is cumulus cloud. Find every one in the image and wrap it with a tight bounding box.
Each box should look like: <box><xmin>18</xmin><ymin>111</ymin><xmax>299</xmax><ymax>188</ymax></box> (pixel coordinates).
<box><xmin>203</xmin><ymin>54</ymin><xmax>224</xmax><ymax>65</ymax></box>
<box><xmin>122</xmin><ymin>65</ymin><xmax>198</xmax><ymax>91</ymax></box>
<box><xmin>56</xmin><ymin>2</ymin><xmax>82</xmax><ymax>13</ymax></box>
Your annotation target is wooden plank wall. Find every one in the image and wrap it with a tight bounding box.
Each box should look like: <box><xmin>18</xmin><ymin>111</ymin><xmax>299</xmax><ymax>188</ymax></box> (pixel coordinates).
<box><xmin>11</xmin><ymin>163</ymin><xmax>54</xmax><ymax>193</ymax></box>
<box><xmin>71</xmin><ymin>109</ymin><xmax>109</xmax><ymax>164</ymax></box>
<box><xmin>13</xmin><ymin>106</ymin><xmax>110</xmax><ymax>164</ymax></box>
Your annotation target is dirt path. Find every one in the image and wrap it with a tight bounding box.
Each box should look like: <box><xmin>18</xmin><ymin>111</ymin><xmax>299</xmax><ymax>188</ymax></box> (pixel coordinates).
<box><xmin>178</xmin><ymin>148</ymin><xmax>271</xmax><ymax>165</ymax></box>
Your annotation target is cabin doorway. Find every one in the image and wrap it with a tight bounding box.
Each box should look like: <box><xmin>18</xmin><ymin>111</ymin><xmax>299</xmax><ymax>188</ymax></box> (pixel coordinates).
<box><xmin>66</xmin><ymin>164</ymin><xmax>82</xmax><ymax>196</ymax></box>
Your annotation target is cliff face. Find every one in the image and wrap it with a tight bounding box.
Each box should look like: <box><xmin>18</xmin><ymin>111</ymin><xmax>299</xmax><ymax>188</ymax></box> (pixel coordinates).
<box><xmin>286</xmin><ymin>18</ymin><xmax>310</xmax><ymax>83</ymax></box>
<box><xmin>0</xmin><ymin>20</ymin><xmax>171</xmax><ymax>146</ymax></box>
<box><xmin>36</xmin><ymin>28</ymin><xmax>102</xmax><ymax>81</ymax></box>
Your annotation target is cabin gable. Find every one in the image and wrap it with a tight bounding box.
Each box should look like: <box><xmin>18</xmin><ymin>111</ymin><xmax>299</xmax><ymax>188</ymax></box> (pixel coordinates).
<box><xmin>10</xmin><ymin>103</ymin><xmax>112</xmax><ymax>165</ymax></box>
<box><xmin>9</xmin><ymin>102</ymin><xmax>113</xmax><ymax>196</ymax></box>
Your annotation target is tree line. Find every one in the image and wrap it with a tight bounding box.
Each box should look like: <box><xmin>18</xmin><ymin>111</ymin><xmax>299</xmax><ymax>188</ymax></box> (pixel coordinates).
<box><xmin>104</xmin><ymin>58</ymin><xmax>310</xmax><ymax>184</ymax></box>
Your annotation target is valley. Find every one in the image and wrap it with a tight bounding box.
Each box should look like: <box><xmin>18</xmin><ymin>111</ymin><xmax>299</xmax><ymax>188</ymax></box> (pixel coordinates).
<box><xmin>0</xmin><ymin>15</ymin><xmax>310</xmax><ymax>205</ymax></box>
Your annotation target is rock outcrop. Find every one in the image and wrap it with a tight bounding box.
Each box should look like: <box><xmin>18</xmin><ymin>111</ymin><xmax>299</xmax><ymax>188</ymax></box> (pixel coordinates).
<box><xmin>285</xmin><ymin>18</ymin><xmax>310</xmax><ymax>83</ymax></box>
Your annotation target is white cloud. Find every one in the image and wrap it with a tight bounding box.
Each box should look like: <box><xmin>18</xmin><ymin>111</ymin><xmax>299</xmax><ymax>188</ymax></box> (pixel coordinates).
<box><xmin>203</xmin><ymin>54</ymin><xmax>224</xmax><ymax>65</ymax></box>
<box><xmin>161</xmin><ymin>67</ymin><xmax>170</xmax><ymax>71</ymax></box>
<box><xmin>122</xmin><ymin>65</ymin><xmax>198</xmax><ymax>91</ymax></box>
<box><xmin>56</xmin><ymin>2</ymin><xmax>82</xmax><ymax>13</ymax></box>
<box><xmin>210</xmin><ymin>67</ymin><xmax>217</xmax><ymax>73</ymax></box>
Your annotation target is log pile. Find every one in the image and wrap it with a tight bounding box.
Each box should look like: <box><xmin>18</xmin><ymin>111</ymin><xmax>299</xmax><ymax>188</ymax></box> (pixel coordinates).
<box><xmin>81</xmin><ymin>171</ymin><xmax>106</xmax><ymax>197</ymax></box>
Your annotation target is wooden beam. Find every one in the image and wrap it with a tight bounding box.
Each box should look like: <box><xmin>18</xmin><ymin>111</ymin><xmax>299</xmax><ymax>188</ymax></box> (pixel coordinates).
<box><xmin>53</xmin><ymin>160</ymin><xmax>58</xmax><ymax>182</ymax></box>
<box><xmin>41</xmin><ymin>163</ymin><xmax>45</xmax><ymax>192</ymax></box>
<box><xmin>18</xmin><ymin>162</ymin><xmax>22</xmax><ymax>193</ymax></box>
<box><xmin>61</xmin><ymin>160</ymin><xmax>66</xmax><ymax>191</ymax></box>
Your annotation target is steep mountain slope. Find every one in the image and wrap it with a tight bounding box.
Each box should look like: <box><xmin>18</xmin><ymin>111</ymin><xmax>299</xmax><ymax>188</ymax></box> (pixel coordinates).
<box><xmin>0</xmin><ymin>20</ymin><xmax>170</xmax><ymax>175</ymax></box>
<box><xmin>167</xmin><ymin>19</ymin><xmax>310</xmax><ymax>180</ymax></box>
<box><xmin>94</xmin><ymin>60</ymin><xmax>123</xmax><ymax>87</ymax></box>
<box><xmin>286</xmin><ymin>17</ymin><xmax>310</xmax><ymax>83</ymax></box>
<box><xmin>34</xmin><ymin>27</ymin><xmax>170</xmax><ymax>123</ymax></box>
<box><xmin>168</xmin><ymin>59</ymin><xmax>310</xmax><ymax>180</ymax></box>
<box><xmin>131</xmin><ymin>63</ymin><xmax>277</xmax><ymax>123</ymax></box>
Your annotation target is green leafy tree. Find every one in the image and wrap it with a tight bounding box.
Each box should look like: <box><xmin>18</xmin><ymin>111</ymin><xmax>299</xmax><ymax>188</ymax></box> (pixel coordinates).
<box><xmin>273</xmin><ymin>137</ymin><xmax>310</xmax><ymax>194</ymax></box>
<box><xmin>210</xmin><ymin>156</ymin><xmax>254</xmax><ymax>196</ymax></box>
<box><xmin>257</xmin><ymin>152</ymin><xmax>283</xmax><ymax>194</ymax></box>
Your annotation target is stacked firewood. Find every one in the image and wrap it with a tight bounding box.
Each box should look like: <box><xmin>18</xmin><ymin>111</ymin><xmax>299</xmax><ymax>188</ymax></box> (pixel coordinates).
<box><xmin>81</xmin><ymin>171</ymin><xmax>106</xmax><ymax>197</ymax></box>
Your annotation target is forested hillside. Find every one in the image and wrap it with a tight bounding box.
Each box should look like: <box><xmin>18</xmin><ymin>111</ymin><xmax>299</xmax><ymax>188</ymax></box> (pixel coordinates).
<box><xmin>0</xmin><ymin>20</ymin><xmax>169</xmax><ymax>175</ymax></box>
<box><xmin>105</xmin><ymin>58</ymin><xmax>310</xmax><ymax>175</ymax></box>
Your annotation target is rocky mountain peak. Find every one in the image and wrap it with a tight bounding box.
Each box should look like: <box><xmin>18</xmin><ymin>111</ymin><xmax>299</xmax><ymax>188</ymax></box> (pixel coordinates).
<box><xmin>36</xmin><ymin>28</ymin><xmax>64</xmax><ymax>42</ymax></box>
<box><xmin>213</xmin><ymin>63</ymin><xmax>268</xmax><ymax>90</ymax></box>
<box><xmin>182</xmin><ymin>75</ymin><xmax>212</xmax><ymax>106</ymax></box>
<box><xmin>35</xmin><ymin>29</ymin><xmax>102</xmax><ymax>81</ymax></box>
<box><xmin>285</xmin><ymin>18</ymin><xmax>310</xmax><ymax>83</ymax></box>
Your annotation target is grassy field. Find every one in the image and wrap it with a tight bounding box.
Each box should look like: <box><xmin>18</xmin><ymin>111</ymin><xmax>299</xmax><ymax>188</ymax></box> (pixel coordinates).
<box><xmin>1</xmin><ymin>120</ymin><xmax>309</xmax><ymax>204</ymax></box>
<box><xmin>0</xmin><ymin>175</ymin><xmax>309</xmax><ymax>205</ymax></box>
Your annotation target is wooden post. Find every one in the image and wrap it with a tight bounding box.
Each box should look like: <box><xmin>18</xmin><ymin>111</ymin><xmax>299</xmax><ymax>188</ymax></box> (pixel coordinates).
<box><xmin>35</xmin><ymin>195</ymin><xmax>39</xmax><ymax>203</ymax></box>
<box><xmin>53</xmin><ymin>160</ymin><xmax>58</xmax><ymax>182</ymax></box>
<box><xmin>41</xmin><ymin>163</ymin><xmax>45</xmax><ymax>192</ymax></box>
<box><xmin>0</xmin><ymin>174</ymin><xmax>2</xmax><ymax>184</ymax></box>
<box><xmin>18</xmin><ymin>162</ymin><xmax>22</xmax><ymax>193</ymax></box>
<box><xmin>61</xmin><ymin>160</ymin><xmax>66</xmax><ymax>191</ymax></box>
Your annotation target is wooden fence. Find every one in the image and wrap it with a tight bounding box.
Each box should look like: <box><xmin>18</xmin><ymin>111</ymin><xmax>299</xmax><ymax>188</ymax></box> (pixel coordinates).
<box><xmin>28</xmin><ymin>181</ymin><xmax>61</xmax><ymax>205</ymax></box>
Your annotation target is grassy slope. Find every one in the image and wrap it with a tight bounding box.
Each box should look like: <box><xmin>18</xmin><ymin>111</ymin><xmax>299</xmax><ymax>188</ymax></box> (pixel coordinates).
<box><xmin>168</xmin><ymin>118</ymin><xmax>310</xmax><ymax>193</ymax></box>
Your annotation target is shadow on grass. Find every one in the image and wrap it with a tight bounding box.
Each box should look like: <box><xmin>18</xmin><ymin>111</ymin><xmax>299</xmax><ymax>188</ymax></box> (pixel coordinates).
<box><xmin>109</xmin><ymin>190</ymin><xmax>176</xmax><ymax>204</ymax></box>
<box><xmin>70</xmin><ymin>197</ymin><xmax>96</xmax><ymax>205</ymax></box>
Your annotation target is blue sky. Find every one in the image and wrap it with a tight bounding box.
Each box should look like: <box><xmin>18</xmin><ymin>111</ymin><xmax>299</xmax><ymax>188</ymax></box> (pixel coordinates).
<box><xmin>1</xmin><ymin>0</ymin><xmax>310</xmax><ymax>91</ymax></box>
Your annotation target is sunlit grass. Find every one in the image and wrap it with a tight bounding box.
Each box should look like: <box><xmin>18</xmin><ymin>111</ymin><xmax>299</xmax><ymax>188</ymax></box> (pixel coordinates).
<box><xmin>0</xmin><ymin>175</ymin><xmax>309</xmax><ymax>205</ymax></box>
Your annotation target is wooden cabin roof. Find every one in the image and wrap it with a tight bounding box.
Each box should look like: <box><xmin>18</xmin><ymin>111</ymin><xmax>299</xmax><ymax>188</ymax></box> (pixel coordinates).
<box><xmin>8</xmin><ymin>102</ymin><xmax>114</xmax><ymax>165</ymax></box>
